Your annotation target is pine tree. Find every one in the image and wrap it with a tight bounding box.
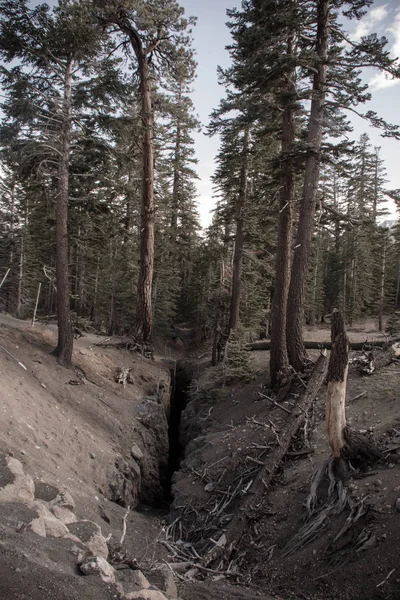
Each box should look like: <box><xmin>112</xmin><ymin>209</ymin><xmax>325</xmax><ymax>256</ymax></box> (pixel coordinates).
<box><xmin>96</xmin><ymin>0</ymin><xmax>196</xmax><ymax>343</ymax></box>
<box><xmin>0</xmin><ymin>0</ymin><xmax>130</xmax><ymax>364</ymax></box>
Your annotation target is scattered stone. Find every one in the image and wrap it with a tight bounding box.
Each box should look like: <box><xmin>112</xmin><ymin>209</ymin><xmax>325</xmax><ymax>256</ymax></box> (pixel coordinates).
<box><xmin>28</xmin><ymin>501</ymin><xmax>70</xmax><ymax>538</ymax></box>
<box><xmin>80</xmin><ymin>556</ymin><xmax>116</xmax><ymax>584</ymax></box>
<box><xmin>51</xmin><ymin>489</ymin><xmax>75</xmax><ymax>511</ymax></box>
<box><xmin>50</xmin><ymin>505</ymin><xmax>77</xmax><ymax>525</ymax></box>
<box><xmin>147</xmin><ymin>565</ymin><xmax>177</xmax><ymax>598</ymax></box>
<box><xmin>117</xmin><ymin>570</ymin><xmax>151</xmax><ymax>595</ymax></box>
<box><xmin>124</xmin><ymin>590</ymin><xmax>168</xmax><ymax>600</ymax></box>
<box><xmin>35</xmin><ymin>482</ymin><xmax>60</xmax><ymax>502</ymax></box>
<box><xmin>131</xmin><ymin>444</ymin><xmax>144</xmax><ymax>462</ymax></box>
<box><xmin>395</xmin><ymin>498</ymin><xmax>400</xmax><ymax>512</ymax></box>
<box><xmin>68</xmin><ymin>520</ymin><xmax>109</xmax><ymax>559</ymax></box>
<box><xmin>0</xmin><ymin>456</ymin><xmax>35</xmax><ymax>504</ymax></box>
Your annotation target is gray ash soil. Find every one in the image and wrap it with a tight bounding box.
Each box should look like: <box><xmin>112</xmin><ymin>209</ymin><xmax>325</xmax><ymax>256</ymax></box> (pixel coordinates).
<box><xmin>1</xmin><ymin>314</ymin><xmax>399</xmax><ymax>600</ymax></box>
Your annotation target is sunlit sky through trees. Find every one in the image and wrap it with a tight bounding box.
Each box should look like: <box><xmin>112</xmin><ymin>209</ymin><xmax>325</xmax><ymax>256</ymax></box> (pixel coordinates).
<box><xmin>28</xmin><ymin>0</ymin><xmax>400</xmax><ymax>228</ymax></box>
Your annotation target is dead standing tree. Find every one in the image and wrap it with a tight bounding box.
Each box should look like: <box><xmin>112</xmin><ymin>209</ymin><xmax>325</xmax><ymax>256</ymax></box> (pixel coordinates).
<box><xmin>326</xmin><ymin>309</ymin><xmax>350</xmax><ymax>468</ymax></box>
<box><xmin>306</xmin><ymin>310</ymin><xmax>381</xmax><ymax>516</ymax></box>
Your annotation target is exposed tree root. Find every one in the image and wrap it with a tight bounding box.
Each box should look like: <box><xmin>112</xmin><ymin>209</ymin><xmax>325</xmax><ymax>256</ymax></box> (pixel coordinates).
<box><xmin>201</xmin><ymin>353</ymin><xmax>328</xmax><ymax>569</ymax></box>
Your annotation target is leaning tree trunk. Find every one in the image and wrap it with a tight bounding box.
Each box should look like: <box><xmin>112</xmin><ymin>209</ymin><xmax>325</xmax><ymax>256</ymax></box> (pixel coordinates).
<box><xmin>55</xmin><ymin>59</ymin><xmax>73</xmax><ymax>368</ymax></box>
<box><xmin>228</xmin><ymin>125</ymin><xmax>250</xmax><ymax>334</ymax></box>
<box><xmin>270</xmin><ymin>44</ymin><xmax>296</xmax><ymax>386</ymax></box>
<box><xmin>286</xmin><ymin>0</ymin><xmax>330</xmax><ymax>372</ymax></box>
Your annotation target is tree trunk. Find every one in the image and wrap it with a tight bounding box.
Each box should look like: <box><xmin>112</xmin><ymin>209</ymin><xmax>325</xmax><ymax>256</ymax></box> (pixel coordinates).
<box><xmin>270</xmin><ymin>37</ymin><xmax>296</xmax><ymax>386</ymax></box>
<box><xmin>133</xmin><ymin>46</ymin><xmax>155</xmax><ymax>342</ymax></box>
<box><xmin>228</xmin><ymin>125</ymin><xmax>250</xmax><ymax>334</ymax></box>
<box><xmin>248</xmin><ymin>339</ymin><xmax>393</xmax><ymax>352</ymax></box>
<box><xmin>170</xmin><ymin>84</ymin><xmax>182</xmax><ymax>247</ymax></box>
<box><xmin>286</xmin><ymin>0</ymin><xmax>330</xmax><ymax>372</ymax></box>
<box><xmin>326</xmin><ymin>310</ymin><xmax>349</xmax><ymax>458</ymax></box>
<box><xmin>378</xmin><ymin>231</ymin><xmax>387</xmax><ymax>332</ymax></box>
<box><xmin>54</xmin><ymin>59</ymin><xmax>73</xmax><ymax>368</ymax></box>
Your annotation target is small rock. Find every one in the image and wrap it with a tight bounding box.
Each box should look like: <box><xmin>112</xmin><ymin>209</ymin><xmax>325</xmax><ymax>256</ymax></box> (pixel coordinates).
<box><xmin>0</xmin><ymin>457</ymin><xmax>35</xmax><ymax>504</ymax></box>
<box><xmin>147</xmin><ymin>565</ymin><xmax>177</xmax><ymax>598</ymax></box>
<box><xmin>131</xmin><ymin>444</ymin><xmax>144</xmax><ymax>462</ymax></box>
<box><xmin>28</xmin><ymin>501</ymin><xmax>70</xmax><ymax>538</ymax></box>
<box><xmin>117</xmin><ymin>570</ymin><xmax>150</xmax><ymax>594</ymax></box>
<box><xmin>374</xmin><ymin>480</ymin><xmax>382</xmax><ymax>487</ymax></box>
<box><xmin>51</xmin><ymin>490</ymin><xmax>75</xmax><ymax>511</ymax></box>
<box><xmin>51</xmin><ymin>506</ymin><xmax>77</xmax><ymax>525</ymax></box>
<box><xmin>90</xmin><ymin>453</ymin><xmax>96</xmax><ymax>459</ymax></box>
<box><xmin>394</xmin><ymin>486</ymin><xmax>400</xmax><ymax>492</ymax></box>
<box><xmin>80</xmin><ymin>556</ymin><xmax>115</xmax><ymax>584</ymax></box>
<box><xmin>395</xmin><ymin>498</ymin><xmax>400</xmax><ymax>512</ymax></box>
<box><xmin>41</xmin><ymin>383</ymin><xmax>46</xmax><ymax>389</ymax></box>
<box><xmin>204</xmin><ymin>482</ymin><xmax>215</xmax><ymax>493</ymax></box>
<box><xmin>124</xmin><ymin>590</ymin><xmax>168</xmax><ymax>600</ymax></box>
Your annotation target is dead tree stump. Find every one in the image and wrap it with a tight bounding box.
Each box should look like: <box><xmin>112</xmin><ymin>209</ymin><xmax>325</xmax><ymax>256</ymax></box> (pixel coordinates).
<box><xmin>326</xmin><ymin>309</ymin><xmax>349</xmax><ymax>461</ymax></box>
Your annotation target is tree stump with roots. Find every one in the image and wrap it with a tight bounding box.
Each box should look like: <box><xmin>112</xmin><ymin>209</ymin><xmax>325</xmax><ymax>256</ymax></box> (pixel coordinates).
<box><xmin>326</xmin><ymin>309</ymin><xmax>380</xmax><ymax>478</ymax></box>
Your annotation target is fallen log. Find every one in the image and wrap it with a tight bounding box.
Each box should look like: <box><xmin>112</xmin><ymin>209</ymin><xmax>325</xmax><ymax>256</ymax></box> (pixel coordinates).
<box><xmin>247</xmin><ymin>339</ymin><xmax>399</xmax><ymax>352</ymax></box>
<box><xmin>204</xmin><ymin>352</ymin><xmax>328</xmax><ymax>567</ymax></box>
<box><xmin>357</xmin><ymin>342</ymin><xmax>400</xmax><ymax>375</ymax></box>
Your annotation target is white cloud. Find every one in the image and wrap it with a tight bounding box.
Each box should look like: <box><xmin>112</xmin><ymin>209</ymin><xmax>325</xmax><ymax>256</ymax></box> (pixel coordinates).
<box><xmin>369</xmin><ymin>71</ymin><xmax>400</xmax><ymax>90</ymax></box>
<box><xmin>388</xmin><ymin>8</ymin><xmax>400</xmax><ymax>60</ymax></box>
<box><xmin>353</xmin><ymin>4</ymin><xmax>388</xmax><ymax>40</ymax></box>
<box><xmin>368</xmin><ymin>7</ymin><xmax>400</xmax><ymax>90</ymax></box>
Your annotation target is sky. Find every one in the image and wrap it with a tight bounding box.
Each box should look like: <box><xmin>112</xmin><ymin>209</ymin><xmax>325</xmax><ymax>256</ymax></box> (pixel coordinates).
<box><xmin>178</xmin><ymin>0</ymin><xmax>400</xmax><ymax>227</ymax></box>
<box><xmin>23</xmin><ymin>0</ymin><xmax>400</xmax><ymax>227</ymax></box>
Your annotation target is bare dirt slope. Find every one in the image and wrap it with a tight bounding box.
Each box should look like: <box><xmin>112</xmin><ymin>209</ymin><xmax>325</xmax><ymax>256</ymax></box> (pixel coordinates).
<box><xmin>2</xmin><ymin>314</ymin><xmax>399</xmax><ymax>600</ymax></box>
<box><xmin>0</xmin><ymin>314</ymin><xmax>171</xmax><ymax>599</ymax></box>
<box><xmin>0</xmin><ymin>314</ymin><xmax>271</xmax><ymax>600</ymax></box>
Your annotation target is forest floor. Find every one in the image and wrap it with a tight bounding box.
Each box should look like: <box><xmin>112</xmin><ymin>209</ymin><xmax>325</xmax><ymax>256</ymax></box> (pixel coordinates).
<box><xmin>0</xmin><ymin>313</ymin><xmax>399</xmax><ymax>599</ymax></box>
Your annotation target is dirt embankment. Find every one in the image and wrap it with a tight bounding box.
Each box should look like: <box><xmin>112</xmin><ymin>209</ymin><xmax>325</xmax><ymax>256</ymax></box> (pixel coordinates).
<box><xmin>2</xmin><ymin>314</ymin><xmax>400</xmax><ymax>600</ymax></box>
<box><xmin>0</xmin><ymin>314</ymin><xmax>176</xmax><ymax>599</ymax></box>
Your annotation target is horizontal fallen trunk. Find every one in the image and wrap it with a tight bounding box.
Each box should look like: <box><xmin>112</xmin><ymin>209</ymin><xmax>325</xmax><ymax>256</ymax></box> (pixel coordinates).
<box><xmin>247</xmin><ymin>339</ymin><xmax>399</xmax><ymax>352</ymax></box>
<box><xmin>204</xmin><ymin>353</ymin><xmax>328</xmax><ymax>567</ymax></box>
<box><xmin>358</xmin><ymin>342</ymin><xmax>400</xmax><ymax>375</ymax></box>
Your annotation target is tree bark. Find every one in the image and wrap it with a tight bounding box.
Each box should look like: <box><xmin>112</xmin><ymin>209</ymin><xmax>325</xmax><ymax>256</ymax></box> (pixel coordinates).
<box><xmin>270</xmin><ymin>47</ymin><xmax>296</xmax><ymax>386</ymax></box>
<box><xmin>54</xmin><ymin>59</ymin><xmax>73</xmax><ymax>368</ymax></box>
<box><xmin>228</xmin><ymin>125</ymin><xmax>250</xmax><ymax>334</ymax></box>
<box><xmin>286</xmin><ymin>0</ymin><xmax>330</xmax><ymax>372</ymax></box>
<box><xmin>248</xmin><ymin>339</ymin><xmax>393</xmax><ymax>351</ymax></box>
<box><xmin>378</xmin><ymin>230</ymin><xmax>387</xmax><ymax>332</ymax></box>
<box><xmin>170</xmin><ymin>83</ymin><xmax>183</xmax><ymax>247</ymax></box>
<box><xmin>326</xmin><ymin>310</ymin><xmax>349</xmax><ymax>458</ymax></box>
<box><xmin>133</xmin><ymin>53</ymin><xmax>155</xmax><ymax>342</ymax></box>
